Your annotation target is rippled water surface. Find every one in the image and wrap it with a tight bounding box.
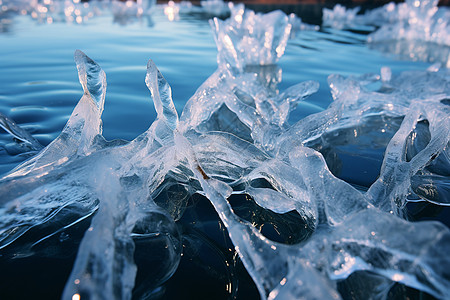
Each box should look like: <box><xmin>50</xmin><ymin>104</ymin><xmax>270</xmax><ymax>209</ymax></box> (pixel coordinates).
<box><xmin>0</xmin><ymin>7</ymin><xmax>432</xmax><ymax>175</ymax></box>
<box><xmin>0</xmin><ymin>5</ymin><xmax>442</xmax><ymax>299</ymax></box>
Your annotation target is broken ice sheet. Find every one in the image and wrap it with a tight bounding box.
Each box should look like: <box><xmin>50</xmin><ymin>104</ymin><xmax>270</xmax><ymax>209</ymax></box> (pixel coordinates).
<box><xmin>1</xmin><ymin>50</ymin><xmax>449</xmax><ymax>300</ymax></box>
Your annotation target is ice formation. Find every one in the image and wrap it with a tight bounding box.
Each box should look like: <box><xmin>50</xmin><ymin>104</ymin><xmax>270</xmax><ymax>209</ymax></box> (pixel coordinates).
<box><xmin>1</xmin><ymin>4</ymin><xmax>450</xmax><ymax>300</ymax></box>
<box><xmin>0</xmin><ymin>0</ymin><xmax>155</xmax><ymax>25</ymax></box>
<box><xmin>322</xmin><ymin>0</ymin><xmax>450</xmax><ymax>66</ymax></box>
<box><xmin>210</xmin><ymin>4</ymin><xmax>292</xmax><ymax>69</ymax></box>
<box><xmin>366</xmin><ymin>0</ymin><xmax>450</xmax><ymax>46</ymax></box>
<box><xmin>200</xmin><ymin>0</ymin><xmax>230</xmax><ymax>16</ymax></box>
<box><xmin>288</xmin><ymin>13</ymin><xmax>319</xmax><ymax>37</ymax></box>
<box><xmin>323</xmin><ymin>0</ymin><xmax>450</xmax><ymax>43</ymax></box>
<box><xmin>0</xmin><ymin>112</ymin><xmax>43</xmax><ymax>152</ymax></box>
<box><xmin>322</xmin><ymin>4</ymin><xmax>361</xmax><ymax>30</ymax></box>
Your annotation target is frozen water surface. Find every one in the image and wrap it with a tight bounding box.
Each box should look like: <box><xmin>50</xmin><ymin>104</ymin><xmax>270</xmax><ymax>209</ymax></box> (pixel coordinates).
<box><xmin>0</xmin><ymin>1</ymin><xmax>449</xmax><ymax>299</ymax></box>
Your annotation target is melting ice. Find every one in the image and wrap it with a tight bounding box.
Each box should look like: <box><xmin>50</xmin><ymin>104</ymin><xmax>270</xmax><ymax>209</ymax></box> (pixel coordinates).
<box><xmin>1</xmin><ymin>2</ymin><xmax>450</xmax><ymax>300</ymax></box>
<box><xmin>0</xmin><ymin>0</ymin><xmax>155</xmax><ymax>26</ymax></box>
<box><xmin>323</xmin><ymin>0</ymin><xmax>450</xmax><ymax>66</ymax></box>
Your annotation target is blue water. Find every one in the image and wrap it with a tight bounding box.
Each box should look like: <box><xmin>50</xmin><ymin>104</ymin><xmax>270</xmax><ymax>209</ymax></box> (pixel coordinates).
<box><xmin>0</xmin><ymin>5</ymin><xmax>441</xmax><ymax>300</ymax></box>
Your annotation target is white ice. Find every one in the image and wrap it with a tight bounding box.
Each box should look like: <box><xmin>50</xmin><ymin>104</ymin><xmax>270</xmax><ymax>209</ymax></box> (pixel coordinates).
<box><xmin>322</xmin><ymin>0</ymin><xmax>450</xmax><ymax>66</ymax></box>
<box><xmin>0</xmin><ymin>0</ymin><xmax>156</xmax><ymax>25</ymax></box>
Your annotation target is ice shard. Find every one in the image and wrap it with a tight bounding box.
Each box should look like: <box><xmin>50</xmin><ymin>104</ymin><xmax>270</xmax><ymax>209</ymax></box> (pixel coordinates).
<box><xmin>61</xmin><ymin>171</ymin><xmax>138</xmax><ymax>300</ymax></box>
<box><xmin>209</xmin><ymin>4</ymin><xmax>292</xmax><ymax>70</ymax></box>
<box><xmin>322</xmin><ymin>1</ymin><xmax>450</xmax><ymax>65</ymax></box>
<box><xmin>0</xmin><ymin>51</ymin><xmax>183</xmax><ymax>299</ymax></box>
<box><xmin>0</xmin><ymin>50</ymin><xmax>106</xmax><ymax>252</ymax></box>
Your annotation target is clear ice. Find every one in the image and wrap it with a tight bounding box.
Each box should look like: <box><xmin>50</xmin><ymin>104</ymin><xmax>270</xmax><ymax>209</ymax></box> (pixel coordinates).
<box><xmin>0</xmin><ymin>0</ymin><xmax>155</xmax><ymax>25</ymax></box>
<box><xmin>200</xmin><ymin>0</ymin><xmax>230</xmax><ymax>16</ymax></box>
<box><xmin>1</xmin><ymin>3</ymin><xmax>450</xmax><ymax>300</ymax></box>
<box><xmin>322</xmin><ymin>0</ymin><xmax>450</xmax><ymax>66</ymax></box>
<box><xmin>323</xmin><ymin>0</ymin><xmax>450</xmax><ymax>45</ymax></box>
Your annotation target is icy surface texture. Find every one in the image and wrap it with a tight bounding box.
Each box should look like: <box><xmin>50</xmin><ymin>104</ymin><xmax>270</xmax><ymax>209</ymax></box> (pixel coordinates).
<box><xmin>0</xmin><ymin>6</ymin><xmax>450</xmax><ymax>300</ymax></box>
<box><xmin>365</xmin><ymin>0</ymin><xmax>450</xmax><ymax>66</ymax></box>
<box><xmin>322</xmin><ymin>4</ymin><xmax>361</xmax><ymax>30</ymax></box>
<box><xmin>200</xmin><ymin>0</ymin><xmax>230</xmax><ymax>16</ymax></box>
<box><xmin>0</xmin><ymin>112</ymin><xmax>43</xmax><ymax>152</ymax></box>
<box><xmin>323</xmin><ymin>0</ymin><xmax>450</xmax><ymax>44</ymax></box>
<box><xmin>210</xmin><ymin>4</ymin><xmax>292</xmax><ymax>70</ymax></box>
<box><xmin>288</xmin><ymin>13</ymin><xmax>319</xmax><ymax>38</ymax></box>
<box><xmin>367</xmin><ymin>0</ymin><xmax>450</xmax><ymax>46</ymax></box>
<box><xmin>176</xmin><ymin>19</ymin><xmax>450</xmax><ymax>294</ymax></box>
<box><xmin>163</xmin><ymin>1</ymin><xmax>182</xmax><ymax>21</ymax></box>
<box><xmin>322</xmin><ymin>0</ymin><xmax>450</xmax><ymax>68</ymax></box>
<box><xmin>306</xmin><ymin>67</ymin><xmax>450</xmax><ymax>209</ymax></box>
<box><xmin>175</xmin><ymin>6</ymin><xmax>449</xmax><ymax>296</ymax></box>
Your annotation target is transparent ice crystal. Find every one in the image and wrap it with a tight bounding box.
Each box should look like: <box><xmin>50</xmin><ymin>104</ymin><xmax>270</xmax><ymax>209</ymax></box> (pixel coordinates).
<box><xmin>1</xmin><ymin>6</ymin><xmax>450</xmax><ymax>300</ymax></box>
<box><xmin>322</xmin><ymin>0</ymin><xmax>450</xmax><ymax>66</ymax></box>
<box><xmin>367</xmin><ymin>0</ymin><xmax>450</xmax><ymax>46</ymax></box>
<box><xmin>0</xmin><ymin>0</ymin><xmax>155</xmax><ymax>25</ymax></box>
<box><xmin>200</xmin><ymin>0</ymin><xmax>230</xmax><ymax>17</ymax></box>
<box><xmin>323</xmin><ymin>0</ymin><xmax>450</xmax><ymax>45</ymax></box>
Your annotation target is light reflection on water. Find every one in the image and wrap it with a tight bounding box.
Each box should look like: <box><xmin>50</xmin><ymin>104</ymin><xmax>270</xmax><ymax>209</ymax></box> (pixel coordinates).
<box><xmin>0</xmin><ymin>5</ymin><xmax>445</xmax><ymax>299</ymax></box>
<box><xmin>0</xmin><ymin>9</ymin><xmax>433</xmax><ymax>140</ymax></box>
<box><xmin>0</xmin><ymin>4</ymin><xmax>435</xmax><ymax>185</ymax></box>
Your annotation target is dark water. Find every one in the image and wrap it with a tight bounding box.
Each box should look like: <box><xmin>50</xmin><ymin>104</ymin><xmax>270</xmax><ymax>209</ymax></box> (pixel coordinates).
<box><xmin>0</xmin><ymin>5</ymin><xmax>443</xmax><ymax>300</ymax></box>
